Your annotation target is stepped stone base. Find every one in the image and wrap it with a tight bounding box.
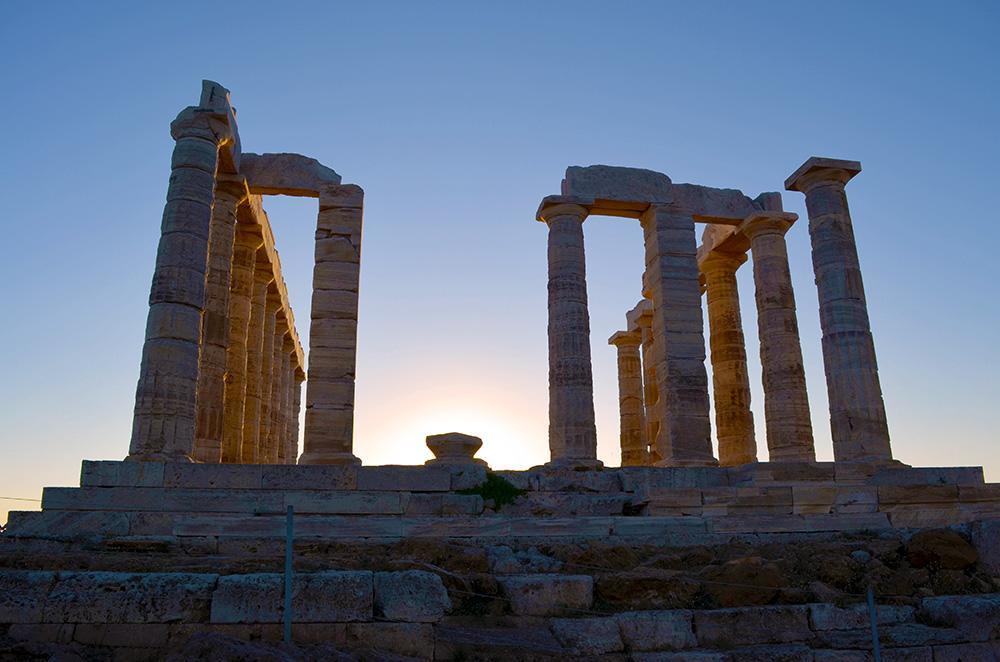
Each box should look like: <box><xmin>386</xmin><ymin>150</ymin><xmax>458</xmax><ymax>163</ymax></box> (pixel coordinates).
<box><xmin>2</xmin><ymin>460</ymin><xmax>999</xmax><ymax>659</ymax></box>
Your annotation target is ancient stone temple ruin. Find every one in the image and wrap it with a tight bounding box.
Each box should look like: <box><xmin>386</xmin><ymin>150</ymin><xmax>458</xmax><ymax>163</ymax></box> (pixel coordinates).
<box><xmin>2</xmin><ymin>81</ymin><xmax>998</xmax><ymax>661</ymax></box>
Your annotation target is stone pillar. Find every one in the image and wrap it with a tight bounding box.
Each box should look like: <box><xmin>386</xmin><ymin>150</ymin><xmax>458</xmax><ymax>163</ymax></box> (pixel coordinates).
<box><xmin>632</xmin><ymin>302</ymin><xmax>660</xmax><ymax>466</ymax></box>
<box><xmin>266</xmin><ymin>316</ymin><xmax>288</xmax><ymax>464</ymax></box>
<box><xmin>742</xmin><ymin>212</ymin><xmax>816</xmax><ymax>462</ymax></box>
<box><xmin>608</xmin><ymin>331</ymin><xmax>647</xmax><ymax>466</ymax></box>
<box><xmin>192</xmin><ymin>177</ymin><xmax>245</xmax><ymax>462</ymax></box>
<box><xmin>640</xmin><ymin>205</ymin><xmax>716</xmax><ymax>467</ymax></box>
<box><xmin>277</xmin><ymin>348</ymin><xmax>293</xmax><ymax>464</ymax></box>
<box><xmin>786</xmin><ymin>157</ymin><xmax>892</xmax><ymax>462</ymax></box>
<box><xmin>128</xmin><ymin>108</ymin><xmax>232</xmax><ymax>462</ymax></box>
<box><xmin>301</xmin><ymin>185</ymin><xmax>364</xmax><ymax>465</ymax></box>
<box><xmin>701</xmin><ymin>252</ymin><xmax>757</xmax><ymax>466</ymax></box>
<box><xmin>538</xmin><ymin>199</ymin><xmax>600</xmax><ymax>468</ymax></box>
<box><xmin>258</xmin><ymin>291</ymin><xmax>279</xmax><ymax>463</ymax></box>
<box><xmin>290</xmin><ymin>370</ymin><xmax>304</xmax><ymax>463</ymax></box>
<box><xmin>220</xmin><ymin>226</ymin><xmax>262</xmax><ymax>463</ymax></box>
<box><xmin>241</xmin><ymin>260</ymin><xmax>273</xmax><ymax>463</ymax></box>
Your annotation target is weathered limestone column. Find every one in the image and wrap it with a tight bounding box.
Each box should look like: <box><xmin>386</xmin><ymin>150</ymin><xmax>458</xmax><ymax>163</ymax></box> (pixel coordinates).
<box><xmin>301</xmin><ymin>185</ymin><xmax>364</xmax><ymax>465</ymax></box>
<box><xmin>220</xmin><ymin>226</ymin><xmax>262</xmax><ymax>463</ymax></box>
<box><xmin>701</xmin><ymin>252</ymin><xmax>757</xmax><ymax>466</ymax></box>
<box><xmin>128</xmin><ymin>107</ymin><xmax>233</xmax><ymax>462</ymax></box>
<box><xmin>266</xmin><ymin>317</ymin><xmax>288</xmax><ymax>464</ymax></box>
<box><xmin>241</xmin><ymin>260</ymin><xmax>273</xmax><ymax>463</ymax></box>
<box><xmin>786</xmin><ymin>157</ymin><xmax>892</xmax><ymax>462</ymax></box>
<box><xmin>742</xmin><ymin>212</ymin><xmax>816</xmax><ymax>462</ymax></box>
<box><xmin>290</xmin><ymin>370</ymin><xmax>304</xmax><ymax>463</ymax></box>
<box><xmin>192</xmin><ymin>177</ymin><xmax>245</xmax><ymax>462</ymax></box>
<box><xmin>258</xmin><ymin>292</ymin><xmax>280</xmax><ymax>463</ymax></box>
<box><xmin>276</xmin><ymin>349</ymin><xmax>291</xmax><ymax>464</ymax></box>
<box><xmin>538</xmin><ymin>199</ymin><xmax>600</xmax><ymax>468</ymax></box>
<box><xmin>640</xmin><ymin>205</ymin><xmax>716</xmax><ymax>467</ymax></box>
<box><xmin>608</xmin><ymin>331</ymin><xmax>647</xmax><ymax>466</ymax></box>
<box><xmin>630</xmin><ymin>301</ymin><xmax>660</xmax><ymax>466</ymax></box>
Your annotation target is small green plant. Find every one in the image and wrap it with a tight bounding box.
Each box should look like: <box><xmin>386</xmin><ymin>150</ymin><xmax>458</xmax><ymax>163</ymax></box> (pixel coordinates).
<box><xmin>458</xmin><ymin>472</ymin><xmax>526</xmax><ymax>511</ymax></box>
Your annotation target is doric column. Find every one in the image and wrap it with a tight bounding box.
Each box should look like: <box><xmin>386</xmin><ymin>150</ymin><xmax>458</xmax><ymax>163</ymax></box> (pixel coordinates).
<box><xmin>258</xmin><ymin>290</ymin><xmax>279</xmax><ymax>463</ymax></box>
<box><xmin>241</xmin><ymin>259</ymin><xmax>273</xmax><ymax>463</ymax></box>
<box><xmin>220</xmin><ymin>226</ymin><xmax>262</xmax><ymax>462</ymax></box>
<box><xmin>192</xmin><ymin>177</ymin><xmax>245</xmax><ymax>462</ymax></box>
<box><xmin>608</xmin><ymin>331</ymin><xmax>647</xmax><ymax>466</ymax></box>
<box><xmin>538</xmin><ymin>198</ymin><xmax>600</xmax><ymax>468</ymax></box>
<box><xmin>640</xmin><ymin>205</ymin><xmax>716</xmax><ymax>467</ymax></box>
<box><xmin>279</xmin><ymin>345</ymin><xmax>294</xmax><ymax>464</ymax></box>
<box><xmin>630</xmin><ymin>301</ymin><xmax>660</xmax><ymax>466</ymax></box>
<box><xmin>742</xmin><ymin>212</ymin><xmax>815</xmax><ymax>462</ymax></box>
<box><xmin>786</xmin><ymin>157</ymin><xmax>892</xmax><ymax>462</ymax></box>
<box><xmin>301</xmin><ymin>185</ymin><xmax>364</xmax><ymax>465</ymax></box>
<box><xmin>266</xmin><ymin>316</ymin><xmax>288</xmax><ymax>464</ymax></box>
<box><xmin>290</xmin><ymin>369</ymin><xmax>304</xmax><ymax>463</ymax></box>
<box><xmin>128</xmin><ymin>107</ymin><xmax>233</xmax><ymax>462</ymax></box>
<box><xmin>701</xmin><ymin>252</ymin><xmax>757</xmax><ymax>466</ymax></box>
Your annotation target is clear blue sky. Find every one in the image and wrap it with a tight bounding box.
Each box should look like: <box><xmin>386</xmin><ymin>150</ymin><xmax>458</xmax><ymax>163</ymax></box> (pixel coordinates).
<box><xmin>2</xmin><ymin>2</ymin><xmax>998</xmax><ymax>521</ymax></box>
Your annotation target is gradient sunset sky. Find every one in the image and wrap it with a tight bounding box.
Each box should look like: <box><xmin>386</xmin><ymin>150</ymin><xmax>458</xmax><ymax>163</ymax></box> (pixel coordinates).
<box><xmin>2</xmin><ymin>2</ymin><xmax>998</xmax><ymax>522</ymax></box>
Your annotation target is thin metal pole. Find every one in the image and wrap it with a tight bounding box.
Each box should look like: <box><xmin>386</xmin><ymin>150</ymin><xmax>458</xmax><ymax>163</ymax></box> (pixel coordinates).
<box><xmin>867</xmin><ymin>584</ymin><xmax>881</xmax><ymax>662</ymax></box>
<box><xmin>284</xmin><ymin>505</ymin><xmax>294</xmax><ymax>644</ymax></box>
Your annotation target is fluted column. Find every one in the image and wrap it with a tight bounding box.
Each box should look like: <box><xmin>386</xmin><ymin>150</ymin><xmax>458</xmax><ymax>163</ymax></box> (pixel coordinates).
<box><xmin>538</xmin><ymin>199</ymin><xmax>600</xmax><ymax>468</ymax></box>
<box><xmin>278</xmin><ymin>346</ymin><xmax>294</xmax><ymax>464</ymax></box>
<box><xmin>220</xmin><ymin>226</ymin><xmax>262</xmax><ymax>462</ymax></box>
<box><xmin>192</xmin><ymin>177</ymin><xmax>245</xmax><ymax>462</ymax></box>
<box><xmin>128</xmin><ymin>107</ymin><xmax>233</xmax><ymax>462</ymax></box>
<box><xmin>786</xmin><ymin>157</ymin><xmax>891</xmax><ymax>463</ymax></box>
<box><xmin>632</xmin><ymin>302</ymin><xmax>660</xmax><ymax>466</ymax></box>
<box><xmin>301</xmin><ymin>185</ymin><xmax>364</xmax><ymax>465</ymax></box>
<box><xmin>258</xmin><ymin>291</ymin><xmax>279</xmax><ymax>463</ymax></box>
<box><xmin>640</xmin><ymin>205</ymin><xmax>716</xmax><ymax>467</ymax></box>
<box><xmin>742</xmin><ymin>212</ymin><xmax>816</xmax><ymax>462</ymax></box>
<box><xmin>241</xmin><ymin>259</ymin><xmax>273</xmax><ymax>463</ymax></box>
<box><xmin>702</xmin><ymin>252</ymin><xmax>757</xmax><ymax>466</ymax></box>
<box><xmin>266</xmin><ymin>316</ymin><xmax>288</xmax><ymax>464</ymax></box>
<box><xmin>609</xmin><ymin>331</ymin><xmax>647</xmax><ymax>466</ymax></box>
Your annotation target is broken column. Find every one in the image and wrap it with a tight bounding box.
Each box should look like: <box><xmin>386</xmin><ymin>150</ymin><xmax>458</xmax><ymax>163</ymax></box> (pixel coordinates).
<box><xmin>300</xmin><ymin>185</ymin><xmax>364</xmax><ymax>465</ymax></box>
<box><xmin>193</xmin><ymin>176</ymin><xmax>245</xmax><ymax>462</ymax></box>
<box><xmin>786</xmin><ymin>157</ymin><xmax>892</xmax><ymax>463</ymax></box>
<box><xmin>127</xmin><ymin>98</ymin><xmax>235</xmax><ymax>462</ymax></box>
<box><xmin>640</xmin><ymin>205</ymin><xmax>716</xmax><ymax>467</ymax></box>
<box><xmin>701</xmin><ymin>251</ymin><xmax>757</xmax><ymax>466</ymax></box>
<box><xmin>537</xmin><ymin>197</ymin><xmax>600</xmax><ymax>468</ymax></box>
<box><xmin>220</xmin><ymin>224</ymin><xmax>262</xmax><ymax>463</ymax></box>
<box><xmin>608</xmin><ymin>330</ymin><xmax>648</xmax><ymax>466</ymax></box>
<box><xmin>742</xmin><ymin>212</ymin><xmax>815</xmax><ymax>462</ymax></box>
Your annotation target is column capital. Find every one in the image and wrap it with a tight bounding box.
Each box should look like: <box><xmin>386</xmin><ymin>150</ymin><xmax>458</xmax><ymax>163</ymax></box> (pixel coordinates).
<box><xmin>169</xmin><ymin>106</ymin><xmax>234</xmax><ymax>145</ymax></box>
<box><xmin>700</xmin><ymin>251</ymin><xmax>747</xmax><ymax>276</ymax></box>
<box><xmin>536</xmin><ymin>195</ymin><xmax>592</xmax><ymax>223</ymax></box>
<box><xmin>608</xmin><ymin>330</ymin><xmax>642</xmax><ymax>348</ymax></box>
<box><xmin>627</xmin><ymin>298</ymin><xmax>654</xmax><ymax>333</ymax></box>
<box><xmin>785</xmin><ymin>156</ymin><xmax>862</xmax><ymax>193</ymax></box>
<box><xmin>740</xmin><ymin>211</ymin><xmax>798</xmax><ymax>239</ymax></box>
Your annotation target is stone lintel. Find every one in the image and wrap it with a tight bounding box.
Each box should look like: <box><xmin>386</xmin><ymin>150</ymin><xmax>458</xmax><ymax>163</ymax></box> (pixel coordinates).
<box><xmin>785</xmin><ymin>156</ymin><xmax>862</xmax><ymax>192</ymax></box>
<box><xmin>241</xmin><ymin>152</ymin><xmax>342</xmax><ymax>197</ymax></box>
<box><xmin>608</xmin><ymin>330</ymin><xmax>641</xmax><ymax>346</ymax></box>
<box><xmin>200</xmin><ymin>80</ymin><xmax>241</xmax><ymax>175</ymax></box>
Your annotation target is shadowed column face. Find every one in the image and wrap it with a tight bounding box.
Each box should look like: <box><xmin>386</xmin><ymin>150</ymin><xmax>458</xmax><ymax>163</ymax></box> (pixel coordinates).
<box><xmin>743</xmin><ymin>213</ymin><xmax>815</xmax><ymax>463</ymax></box>
<box><xmin>702</xmin><ymin>252</ymin><xmax>757</xmax><ymax>466</ymax></box>
<box><xmin>786</xmin><ymin>158</ymin><xmax>891</xmax><ymax>463</ymax></box>
<box><xmin>241</xmin><ymin>258</ymin><xmax>273</xmax><ymax>464</ymax></box>
<box><xmin>193</xmin><ymin>178</ymin><xmax>245</xmax><ymax>463</ymax></box>
<box><xmin>541</xmin><ymin>202</ymin><xmax>599</xmax><ymax>468</ymax></box>
<box><xmin>128</xmin><ymin>108</ymin><xmax>233</xmax><ymax>463</ymax></box>
<box><xmin>641</xmin><ymin>205</ymin><xmax>716</xmax><ymax>467</ymax></box>
<box><xmin>220</xmin><ymin>226</ymin><xmax>262</xmax><ymax>463</ymax></box>
<box><xmin>301</xmin><ymin>185</ymin><xmax>364</xmax><ymax>466</ymax></box>
<box><xmin>609</xmin><ymin>331</ymin><xmax>647</xmax><ymax>466</ymax></box>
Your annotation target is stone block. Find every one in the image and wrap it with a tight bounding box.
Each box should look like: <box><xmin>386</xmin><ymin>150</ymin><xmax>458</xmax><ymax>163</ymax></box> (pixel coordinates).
<box><xmin>620</xmin><ymin>467</ymin><xmax>730</xmax><ymax>491</ymax></box>
<box><xmin>503</xmin><ymin>493</ymin><xmax>631</xmax><ymax>516</ymax></box>
<box><xmin>611</xmin><ymin>516</ymin><xmax>709</xmax><ymax>539</ymax></box>
<box><xmin>616</xmin><ymin>610</ymin><xmax>696</xmax><ymax>651</ymax></box>
<box><xmin>4</xmin><ymin>510</ymin><xmax>130</xmax><ymax>540</ymax></box>
<box><xmin>44</xmin><ymin>572</ymin><xmax>217</xmax><ymax>623</ymax></box>
<box><xmin>809</xmin><ymin>602</ymin><xmax>915</xmax><ymax>630</ymax></box>
<box><xmin>494</xmin><ymin>470</ymin><xmax>535</xmax><ymax>491</ymax></box>
<box><xmin>971</xmin><ymin>519</ymin><xmax>1000</xmax><ymax>574</ymax></box>
<box><xmin>42</xmin><ymin>487</ymin><xmax>282</xmax><ymax>514</ymax></box>
<box><xmin>931</xmin><ymin>642</ymin><xmax>1000</xmax><ymax>662</ymax></box>
<box><xmin>919</xmin><ymin>594</ymin><xmax>1000</xmax><ymax>640</ymax></box>
<box><xmin>73</xmin><ymin>624</ymin><xmax>169</xmax><ymax>647</ymax></box>
<box><xmin>163</xmin><ymin>463</ymin><xmax>262</xmax><ymax>489</ymax></box>
<box><xmin>241</xmin><ymin>152</ymin><xmax>340</xmax><ymax>197</ymax></box>
<box><xmin>210</xmin><ymin>571</ymin><xmax>372</xmax><ymax>623</ymax></box>
<box><xmin>550</xmin><ymin>617</ymin><xmax>623</xmax><ymax>655</ymax></box>
<box><xmin>374</xmin><ymin>570</ymin><xmax>451</xmax><ymax>622</ymax></box>
<box><xmin>174</xmin><ymin>514</ymin><xmax>405</xmax><ymax>539</ymax></box>
<box><xmin>878</xmin><ymin>485</ymin><xmax>960</xmax><ymax>505</ymax></box>
<box><xmin>710</xmin><ymin>512</ymin><xmax>891</xmax><ymax>534</ymax></box>
<box><xmin>6</xmin><ymin>623</ymin><xmax>75</xmax><ymax>644</ymax></box>
<box><xmin>815</xmin><ymin>624</ymin><xmax>964</xmax><ymax>649</ymax></box>
<box><xmin>507</xmin><ymin>516</ymin><xmax>614</xmax><ymax>537</ymax></box>
<box><xmin>693</xmin><ymin>605</ymin><xmax>811</xmax><ymax>647</ymax></box>
<box><xmin>448</xmin><ymin>464</ymin><xmax>489</xmax><ymax>490</ymax></box>
<box><xmin>346</xmin><ymin>622</ymin><xmax>434</xmax><ymax>658</ymax></box>
<box><xmin>81</xmin><ymin>460</ymin><xmax>165</xmax><ymax>487</ymax></box>
<box><xmin>869</xmin><ymin>466</ymin><xmax>984</xmax><ymax>486</ymax></box>
<box><xmin>356</xmin><ymin>466</ymin><xmax>451</xmax><ymax>491</ymax></box>
<box><xmin>563</xmin><ymin>165</ymin><xmax>672</xmax><ymax>205</ymax></box>
<box><xmin>498</xmin><ymin>574</ymin><xmax>593</xmax><ymax>616</ymax></box>
<box><xmin>536</xmin><ymin>469</ymin><xmax>622</xmax><ymax>492</ymax></box>
<box><xmin>401</xmin><ymin>493</ymin><xmax>483</xmax><ymax>516</ymax></box>
<box><xmin>487</xmin><ymin>546</ymin><xmax>563</xmax><ymax>574</ymax></box>
<box><xmin>260</xmin><ymin>464</ymin><xmax>357</xmax><ymax>490</ymax></box>
<box><xmin>0</xmin><ymin>571</ymin><xmax>55</xmax><ymax>623</ymax></box>
<box><xmin>283</xmin><ymin>491</ymin><xmax>402</xmax><ymax>515</ymax></box>
<box><xmin>433</xmin><ymin>623</ymin><xmax>565</xmax><ymax>658</ymax></box>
